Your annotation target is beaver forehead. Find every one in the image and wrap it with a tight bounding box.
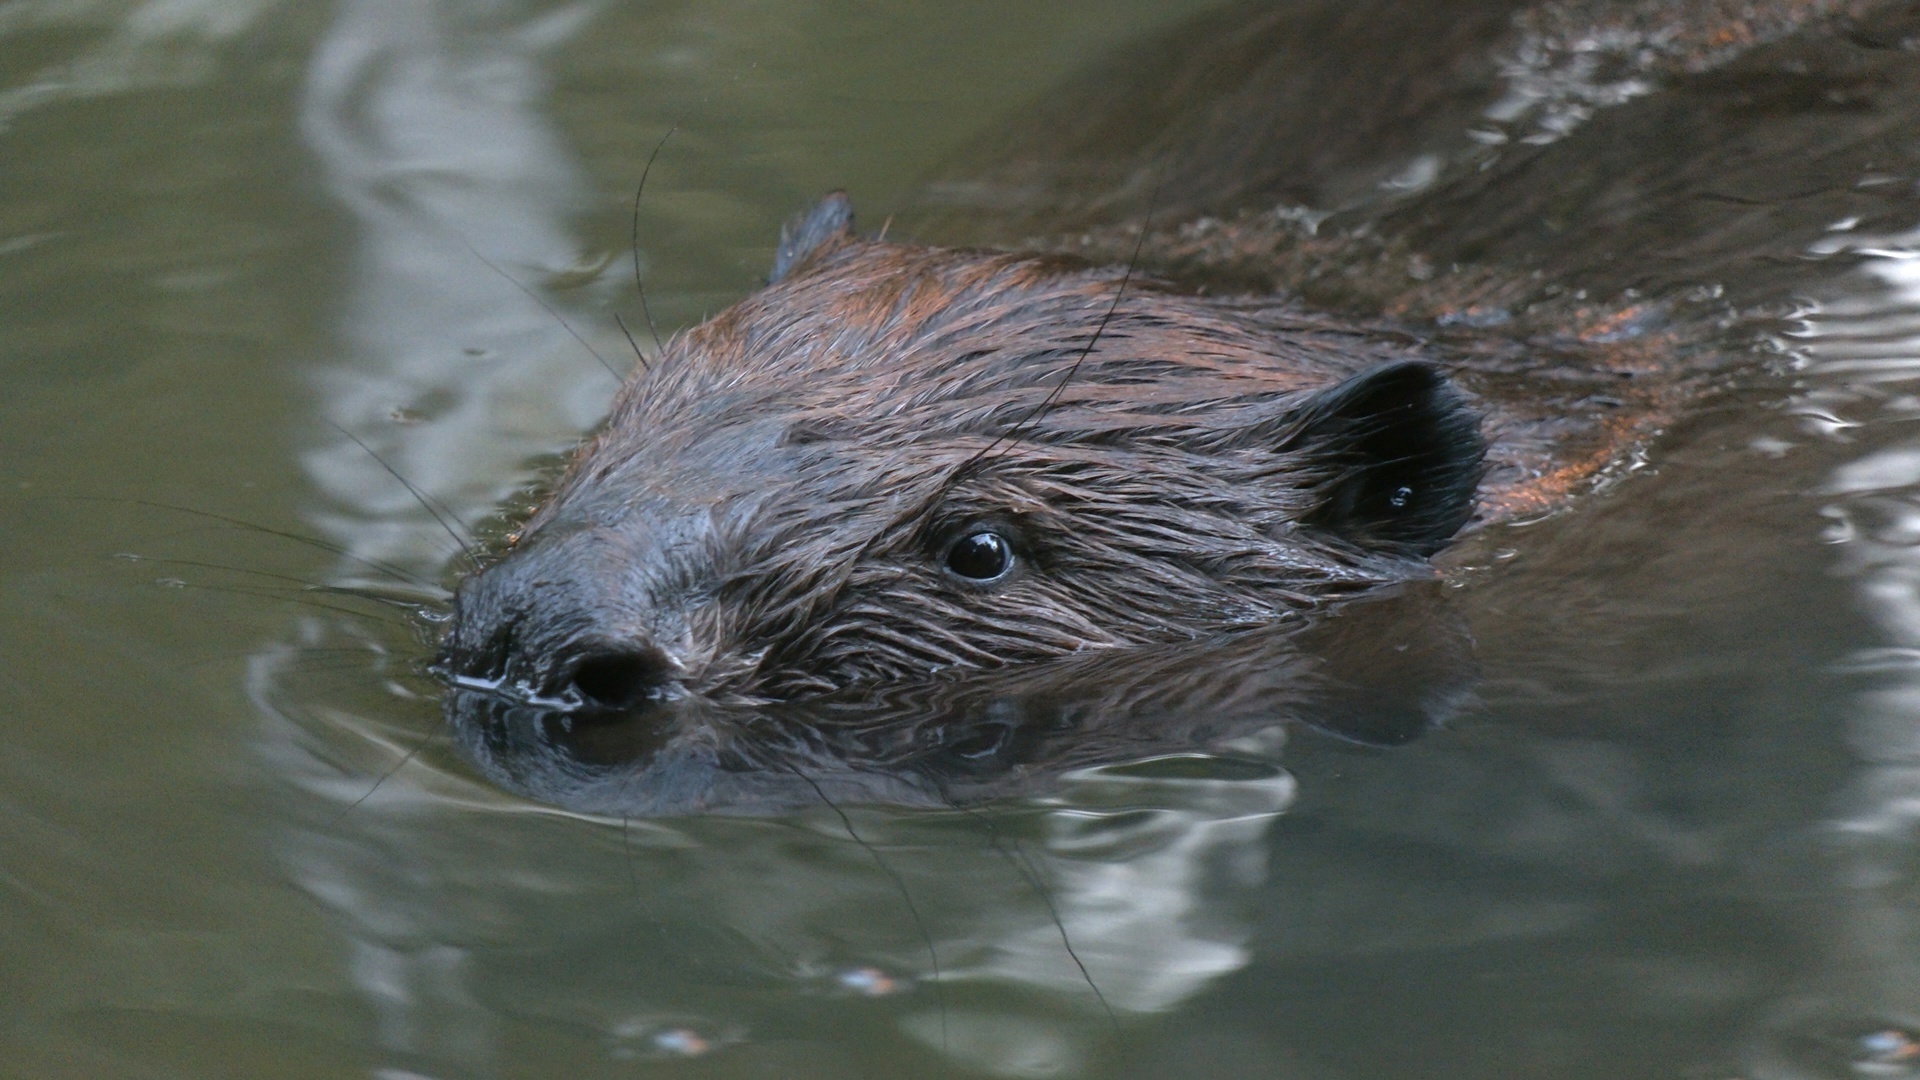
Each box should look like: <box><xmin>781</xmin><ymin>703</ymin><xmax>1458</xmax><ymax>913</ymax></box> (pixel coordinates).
<box><xmin>621</xmin><ymin>243</ymin><xmax>1354</xmax><ymax>436</ymax></box>
<box><xmin>538</xmin><ymin>240</ymin><xmax>1429</xmax><ymax>532</ymax></box>
<box><xmin>537</xmin><ymin>406</ymin><xmax>952</xmax><ymax>548</ymax></box>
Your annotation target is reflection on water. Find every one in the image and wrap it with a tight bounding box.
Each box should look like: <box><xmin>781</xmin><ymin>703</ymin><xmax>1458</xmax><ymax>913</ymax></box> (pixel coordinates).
<box><xmin>297</xmin><ymin>0</ymin><xmax>619</xmax><ymax>578</ymax></box>
<box><xmin>273</xmin><ymin>1</ymin><xmax>622</xmax><ymax>1073</ymax></box>
<box><xmin>261</xmin><ymin>650</ymin><xmax>1304</xmax><ymax>1077</ymax></box>
<box><xmin>0</xmin><ymin>0</ymin><xmax>286</xmax><ymax>127</ymax></box>
<box><xmin>1763</xmin><ymin>224</ymin><xmax>1920</xmax><ymax>1073</ymax></box>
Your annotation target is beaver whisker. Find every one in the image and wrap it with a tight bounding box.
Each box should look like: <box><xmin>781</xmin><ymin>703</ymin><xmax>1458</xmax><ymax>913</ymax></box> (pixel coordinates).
<box><xmin>115</xmin><ymin>555</ymin><xmax>429</xmax><ymax>610</ymax></box>
<box><xmin>145</xmin><ymin>580</ymin><xmax>420</xmax><ymax>629</ymax></box>
<box><xmin>626</xmin><ymin>125</ymin><xmax>677</xmax><ymax>363</ymax></box>
<box><xmin>326</xmin><ymin>421</ymin><xmax>480</xmax><ymax>574</ymax></box>
<box><xmin>950</xmin><ymin>804</ymin><xmax>1120</xmax><ymax>1034</ymax></box>
<box><xmin>462</xmin><ymin>240</ymin><xmax>625</xmax><ymax>383</ymax></box>
<box><xmin>72</xmin><ymin>496</ymin><xmax>445</xmax><ymax>594</ymax></box>
<box><xmin>333</xmin><ymin>715</ymin><xmax>447</xmax><ymax>825</ymax></box>
<box><xmin>788</xmin><ymin>764</ymin><xmax>950</xmax><ymax>1056</ymax></box>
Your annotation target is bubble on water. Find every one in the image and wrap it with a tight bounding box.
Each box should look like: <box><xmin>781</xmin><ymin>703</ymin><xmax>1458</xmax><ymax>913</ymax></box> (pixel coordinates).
<box><xmin>836</xmin><ymin>965</ymin><xmax>903</xmax><ymax>996</ymax></box>
<box><xmin>651</xmin><ymin>1028</ymin><xmax>709</xmax><ymax>1057</ymax></box>
<box><xmin>604</xmin><ymin>1017</ymin><xmax>735</xmax><ymax>1062</ymax></box>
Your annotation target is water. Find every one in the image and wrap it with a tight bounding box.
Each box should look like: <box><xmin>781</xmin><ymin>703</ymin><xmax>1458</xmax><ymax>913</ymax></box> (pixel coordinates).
<box><xmin>6</xmin><ymin>0</ymin><xmax>1920</xmax><ymax>1076</ymax></box>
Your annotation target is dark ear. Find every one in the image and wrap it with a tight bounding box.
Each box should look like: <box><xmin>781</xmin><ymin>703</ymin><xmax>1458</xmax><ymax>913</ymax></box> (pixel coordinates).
<box><xmin>1285</xmin><ymin>361</ymin><xmax>1484</xmax><ymax>557</ymax></box>
<box><xmin>769</xmin><ymin>191</ymin><xmax>855</xmax><ymax>284</ymax></box>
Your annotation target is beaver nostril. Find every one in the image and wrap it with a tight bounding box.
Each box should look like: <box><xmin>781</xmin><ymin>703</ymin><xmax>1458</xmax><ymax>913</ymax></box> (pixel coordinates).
<box><xmin>569</xmin><ymin>649</ymin><xmax>669</xmax><ymax>710</ymax></box>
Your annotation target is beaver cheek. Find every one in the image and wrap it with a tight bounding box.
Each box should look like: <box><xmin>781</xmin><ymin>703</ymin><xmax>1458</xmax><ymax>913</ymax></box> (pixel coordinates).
<box><xmin>437</xmin><ymin>525</ymin><xmax>693</xmax><ymax>713</ymax></box>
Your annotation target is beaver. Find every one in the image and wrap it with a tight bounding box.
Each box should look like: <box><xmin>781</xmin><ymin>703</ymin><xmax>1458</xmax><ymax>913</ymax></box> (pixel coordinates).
<box><xmin>434</xmin><ymin>191</ymin><xmax>1510</xmax><ymax>712</ymax></box>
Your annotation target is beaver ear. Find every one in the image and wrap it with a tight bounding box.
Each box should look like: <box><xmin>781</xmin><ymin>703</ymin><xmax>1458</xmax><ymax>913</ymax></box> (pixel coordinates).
<box><xmin>769</xmin><ymin>191</ymin><xmax>856</xmax><ymax>284</ymax></box>
<box><xmin>1284</xmin><ymin>361</ymin><xmax>1484</xmax><ymax>557</ymax></box>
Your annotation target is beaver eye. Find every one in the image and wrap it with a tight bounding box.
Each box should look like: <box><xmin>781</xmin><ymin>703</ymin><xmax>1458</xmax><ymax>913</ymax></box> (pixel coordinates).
<box><xmin>944</xmin><ymin>530</ymin><xmax>1014</xmax><ymax>582</ymax></box>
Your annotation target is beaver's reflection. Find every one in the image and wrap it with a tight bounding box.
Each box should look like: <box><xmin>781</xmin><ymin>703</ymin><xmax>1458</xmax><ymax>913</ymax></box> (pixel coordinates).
<box><xmin>444</xmin><ymin>585</ymin><xmax>1475</xmax><ymax>815</ymax></box>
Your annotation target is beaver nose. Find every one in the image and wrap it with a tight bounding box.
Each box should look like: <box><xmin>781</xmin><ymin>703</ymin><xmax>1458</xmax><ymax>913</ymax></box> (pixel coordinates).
<box><xmin>446</xmin><ymin>629</ymin><xmax>674</xmax><ymax>711</ymax></box>
<box><xmin>439</xmin><ymin>526</ymin><xmax>681</xmax><ymax>711</ymax></box>
<box><xmin>565</xmin><ymin>646</ymin><xmax>673</xmax><ymax>710</ymax></box>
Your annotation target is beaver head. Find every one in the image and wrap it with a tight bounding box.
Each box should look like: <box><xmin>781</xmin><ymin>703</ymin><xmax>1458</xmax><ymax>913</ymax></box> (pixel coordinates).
<box><xmin>435</xmin><ymin>193</ymin><xmax>1484</xmax><ymax>710</ymax></box>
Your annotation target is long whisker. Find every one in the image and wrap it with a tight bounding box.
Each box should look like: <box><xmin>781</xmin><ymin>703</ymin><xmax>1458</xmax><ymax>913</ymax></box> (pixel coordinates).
<box><xmin>325</xmin><ymin>422</ymin><xmax>480</xmax><ymax>574</ymax></box>
<box><xmin>950</xmin><ymin>798</ymin><xmax>1118</xmax><ymax>1033</ymax></box>
<box><xmin>53</xmin><ymin>496</ymin><xmax>442</xmax><ymax>591</ymax></box>
<box><xmin>216</xmin><ymin>653</ymin><xmax>412</xmax><ymax>677</ymax></box>
<box><xmin>150</xmin><ymin>579</ymin><xmax>412</xmax><ymax>626</ymax></box>
<box><xmin>1007</xmin><ymin>832</ymin><xmax>1118</xmax><ymax>1031</ymax></box>
<box><xmin>114</xmin><ymin>555</ymin><xmax>435</xmax><ymax>610</ymax></box>
<box><xmin>630</xmin><ymin>127</ymin><xmax>677</xmax><ymax>357</ymax></box>
<box><xmin>333</xmin><ymin>716</ymin><xmax>447</xmax><ymax>825</ymax></box>
<box><xmin>462</xmin><ymin>240</ymin><xmax>624</xmax><ymax>383</ymax></box>
<box><xmin>790</xmin><ymin>766</ymin><xmax>949</xmax><ymax>1061</ymax></box>
<box><xmin>614</xmin><ymin>312</ymin><xmax>649</xmax><ymax>375</ymax></box>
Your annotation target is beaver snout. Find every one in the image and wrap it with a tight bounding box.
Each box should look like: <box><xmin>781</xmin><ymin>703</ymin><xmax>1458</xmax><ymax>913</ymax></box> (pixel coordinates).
<box><xmin>436</xmin><ymin>526</ymin><xmax>685</xmax><ymax>713</ymax></box>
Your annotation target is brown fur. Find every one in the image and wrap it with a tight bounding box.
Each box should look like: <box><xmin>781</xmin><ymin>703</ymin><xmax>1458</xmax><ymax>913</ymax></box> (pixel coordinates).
<box><xmin>439</xmin><ymin>220</ymin><xmax>1487</xmax><ymax>705</ymax></box>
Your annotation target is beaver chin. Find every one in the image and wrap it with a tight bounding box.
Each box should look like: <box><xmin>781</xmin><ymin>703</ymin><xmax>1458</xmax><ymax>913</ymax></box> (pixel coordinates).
<box><xmin>434</xmin><ymin>192</ymin><xmax>1486</xmax><ymax>732</ymax></box>
<box><xmin>442</xmin><ymin>584</ymin><xmax>1474</xmax><ymax>816</ymax></box>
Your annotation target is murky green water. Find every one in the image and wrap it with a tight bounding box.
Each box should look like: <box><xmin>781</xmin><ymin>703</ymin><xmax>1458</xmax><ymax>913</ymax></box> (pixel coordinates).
<box><xmin>7</xmin><ymin>0</ymin><xmax>1920</xmax><ymax>1076</ymax></box>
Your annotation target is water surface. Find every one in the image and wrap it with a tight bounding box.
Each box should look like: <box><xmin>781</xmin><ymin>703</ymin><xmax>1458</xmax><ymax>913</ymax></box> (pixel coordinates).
<box><xmin>5</xmin><ymin>1</ymin><xmax>1920</xmax><ymax>1077</ymax></box>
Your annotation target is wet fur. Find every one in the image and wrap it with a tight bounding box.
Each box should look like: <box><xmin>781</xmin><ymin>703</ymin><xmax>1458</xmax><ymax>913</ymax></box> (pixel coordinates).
<box><xmin>441</xmin><ymin>199</ymin><xmax>1484</xmax><ymax>702</ymax></box>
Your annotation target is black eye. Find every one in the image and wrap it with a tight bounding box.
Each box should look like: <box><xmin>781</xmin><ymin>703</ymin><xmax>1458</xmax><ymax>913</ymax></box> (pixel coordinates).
<box><xmin>945</xmin><ymin>530</ymin><xmax>1014</xmax><ymax>582</ymax></box>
